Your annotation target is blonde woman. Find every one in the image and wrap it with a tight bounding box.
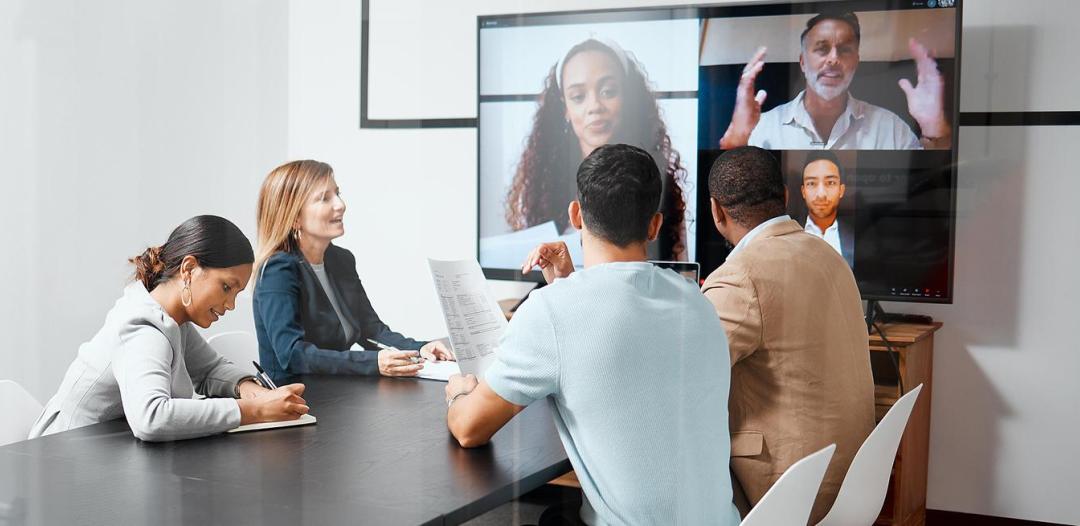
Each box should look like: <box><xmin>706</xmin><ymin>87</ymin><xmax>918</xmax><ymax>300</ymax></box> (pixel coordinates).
<box><xmin>253</xmin><ymin>160</ymin><xmax>454</xmax><ymax>384</ymax></box>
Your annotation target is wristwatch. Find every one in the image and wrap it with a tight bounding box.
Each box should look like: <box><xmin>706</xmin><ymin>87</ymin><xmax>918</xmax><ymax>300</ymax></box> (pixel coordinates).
<box><xmin>234</xmin><ymin>376</ymin><xmax>257</xmax><ymax>398</ymax></box>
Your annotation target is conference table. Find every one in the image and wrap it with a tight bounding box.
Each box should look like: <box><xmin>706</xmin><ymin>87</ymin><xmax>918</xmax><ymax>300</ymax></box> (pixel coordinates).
<box><xmin>0</xmin><ymin>375</ymin><xmax>571</xmax><ymax>525</ymax></box>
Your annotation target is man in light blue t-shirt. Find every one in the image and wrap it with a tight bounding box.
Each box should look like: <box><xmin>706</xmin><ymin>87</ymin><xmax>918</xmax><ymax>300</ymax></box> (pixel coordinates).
<box><xmin>444</xmin><ymin>144</ymin><xmax>740</xmax><ymax>525</ymax></box>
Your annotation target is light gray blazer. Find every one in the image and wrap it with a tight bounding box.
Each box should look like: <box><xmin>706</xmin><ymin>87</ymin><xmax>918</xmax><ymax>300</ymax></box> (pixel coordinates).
<box><xmin>29</xmin><ymin>282</ymin><xmax>252</xmax><ymax>441</ymax></box>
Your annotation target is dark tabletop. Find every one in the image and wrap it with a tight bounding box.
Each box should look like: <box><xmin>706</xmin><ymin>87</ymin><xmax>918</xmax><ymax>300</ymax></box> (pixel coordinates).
<box><xmin>0</xmin><ymin>375</ymin><xmax>571</xmax><ymax>526</ymax></box>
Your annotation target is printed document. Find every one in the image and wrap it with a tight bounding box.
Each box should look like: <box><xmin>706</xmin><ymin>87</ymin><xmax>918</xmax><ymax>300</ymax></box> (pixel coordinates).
<box><xmin>428</xmin><ymin>258</ymin><xmax>507</xmax><ymax>376</ymax></box>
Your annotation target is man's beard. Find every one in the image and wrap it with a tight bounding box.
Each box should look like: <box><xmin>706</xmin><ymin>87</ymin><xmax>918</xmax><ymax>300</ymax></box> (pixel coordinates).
<box><xmin>804</xmin><ymin>66</ymin><xmax>853</xmax><ymax>102</ymax></box>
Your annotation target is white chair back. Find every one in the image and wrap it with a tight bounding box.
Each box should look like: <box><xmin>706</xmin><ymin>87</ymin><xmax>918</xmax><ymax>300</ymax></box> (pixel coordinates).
<box><xmin>0</xmin><ymin>380</ymin><xmax>44</xmax><ymax>446</ymax></box>
<box><xmin>741</xmin><ymin>444</ymin><xmax>836</xmax><ymax>526</ymax></box>
<box><xmin>206</xmin><ymin>331</ymin><xmax>260</xmax><ymax>368</ymax></box>
<box><xmin>816</xmin><ymin>383</ymin><xmax>924</xmax><ymax>526</ymax></box>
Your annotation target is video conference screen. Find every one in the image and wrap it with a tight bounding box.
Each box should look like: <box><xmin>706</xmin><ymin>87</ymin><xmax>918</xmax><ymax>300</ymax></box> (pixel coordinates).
<box><xmin>478</xmin><ymin>0</ymin><xmax>960</xmax><ymax>303</ymax></box>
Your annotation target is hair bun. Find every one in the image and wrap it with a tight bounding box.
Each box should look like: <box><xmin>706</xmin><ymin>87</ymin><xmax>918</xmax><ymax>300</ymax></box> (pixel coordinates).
<box><xmin>146</xmin><ymin>246</ymin><xmax>165</xmax><ymax>273</ymax></box>
<box><xmin>130</xmin><ymin>245</ymin><xmax>166</xmax><ymax>289</ymax></box>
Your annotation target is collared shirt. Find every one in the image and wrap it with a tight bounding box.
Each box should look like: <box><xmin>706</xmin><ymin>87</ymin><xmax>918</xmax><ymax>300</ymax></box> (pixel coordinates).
<box><xmin>730</xmin><ymin>215</ymin><xmax>791</xmax><ymax>256</ymax></box>
<box><xmin>804</xmin><ymin>216</ymin><xmax>843</xmax><ymax>256</ymax></box>
<box><xmin>748</xmin><ymin>91</ymin><xmax>922</xmax><ymax>150</ymax></box>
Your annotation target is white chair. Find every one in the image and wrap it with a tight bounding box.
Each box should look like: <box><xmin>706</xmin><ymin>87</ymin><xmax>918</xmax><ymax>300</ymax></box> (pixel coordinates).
<box><xmin>816</xmin><ymin>384</ymin><xmax>924</xmax><ymax>526</ymax></box>
<box><xmin>741</xmin><ymin>444</ymin><xmax>836</xmax><ymax>526</ymax></box>
<box><xmin>206</xmin><ymin>330</ymin><xmax>260</xmax><ymax>368</ymax></box>
<box><xmin>0</xmin><ymin>380</ymin><xmax>44</xmax><ymax>446</ymax></box>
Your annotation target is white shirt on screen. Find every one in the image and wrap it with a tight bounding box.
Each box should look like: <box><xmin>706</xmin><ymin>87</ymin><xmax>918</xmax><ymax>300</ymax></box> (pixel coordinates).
<box><xmin>804</xmin><ymin>216</ymin><xmax>843</xmax><ymax>256</ymax></box>
<box><xmin>748</xmin><ymin>91</ymin><xmax>922</xmax><ymax>150</ymax></box>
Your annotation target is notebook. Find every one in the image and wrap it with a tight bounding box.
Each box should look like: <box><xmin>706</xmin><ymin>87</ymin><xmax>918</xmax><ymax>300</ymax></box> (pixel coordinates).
<box><xmin>227</xmin><ymin>414</ymin><xmax>317</xmax><ymax>433</ymax></box>
<box><xmin>417</xmin><ymin>360</ymin><xmax>461</xmax><ymax>382</ymax></box>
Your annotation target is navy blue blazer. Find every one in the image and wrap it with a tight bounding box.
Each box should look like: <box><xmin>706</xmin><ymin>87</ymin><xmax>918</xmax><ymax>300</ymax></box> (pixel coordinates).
<box><xmin>253</xmin><ymin>245</ymin><xmax>426</xmax><ymax>383</ymax></box>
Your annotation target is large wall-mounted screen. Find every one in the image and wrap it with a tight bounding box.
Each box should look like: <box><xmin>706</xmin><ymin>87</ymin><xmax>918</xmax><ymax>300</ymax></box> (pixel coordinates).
<box><xmin>478</xmin><ymin>0</ymin><xmax>961</xmax><ymax>303</ymax></box>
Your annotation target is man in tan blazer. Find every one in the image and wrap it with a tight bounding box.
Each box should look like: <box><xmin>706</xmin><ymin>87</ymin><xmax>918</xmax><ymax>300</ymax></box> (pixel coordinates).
<box><xmin>701</xmin><ymin>146</ymin><xmax>875</xmax><ymax>523</ymax></box>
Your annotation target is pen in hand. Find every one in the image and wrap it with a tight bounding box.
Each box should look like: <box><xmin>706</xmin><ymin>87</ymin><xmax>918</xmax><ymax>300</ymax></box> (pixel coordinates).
<box><xmin>252</xmin><ymin>361</ymin><xmax>279</xmax><ymax>390</ymax></box>
<box><xmin>366</xmin><ymin>338</ymin><xmax>423</xmax><ymax>364</ymax></box>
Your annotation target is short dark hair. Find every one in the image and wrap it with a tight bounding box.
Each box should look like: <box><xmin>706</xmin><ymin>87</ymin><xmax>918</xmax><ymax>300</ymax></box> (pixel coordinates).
<box><xmin>708</xmin><ymin>146</ymin><xmax>787</xmax><ymax>228</ymax></box>
<box><xmin>802</xmin><ymin>150</ymin><xmax>845</xmax><ymax>184</ymax></box>
<box><xmin>576</xmin><ymin>144</ymin><xmax>662</xmax><ymax>247</ymax></box>
<box><xmin>131</xmin><ymin>215</ymin><xmax>254</xmax><ymax>291</ymax></box>
<box><xmin>800</xmin><ymin>11</ymin><xmax>861</xmax><ymax>48</ymax></box>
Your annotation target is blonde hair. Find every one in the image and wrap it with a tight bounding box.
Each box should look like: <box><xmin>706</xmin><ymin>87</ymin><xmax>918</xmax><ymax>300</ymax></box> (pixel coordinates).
<box><xmin>254</xmin><ymin>160</ymin><xmax>335</xmax><ymax>281</ymax></box>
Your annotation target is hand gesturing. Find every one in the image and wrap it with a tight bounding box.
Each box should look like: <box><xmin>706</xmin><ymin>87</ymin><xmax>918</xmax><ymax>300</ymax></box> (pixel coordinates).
<box><xmin>521</xmin><ymin>241</ymin><xmax>575</xmax><ymax>284</ymax></box>
<box><xmin>719</xmin><ymin>46</ymin><xmax>768</xmax><ymax>150</ymax></box>
<box><xmin>898</xmin><ymin>38</ymin><xmax>950</xmax><ymax>144</ymax></box>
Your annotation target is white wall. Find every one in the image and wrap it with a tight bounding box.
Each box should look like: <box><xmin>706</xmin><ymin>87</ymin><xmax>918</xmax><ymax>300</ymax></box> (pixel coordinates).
<box><xmin>287</xmin><ymin>0</ymin><xmax>710</xmax><ymax>347</ymax></box>
<box><xmin>0</xmin><ymin>0</ymin><xmax>290</xmax><ymax>401</ymax></box>
<box><xmin>1</xmin><ymin>0</ymin><xmax>1074</xmax><ymax>522</ymax></box>
<box><xmin>890</xmin><ymin>2</ymin><xmax>1080</xmax><ymax>523</ymax></box>
<box><xmin>290</xmin><ymin>0</ymin><xmax>1080</xmax><ymax>523</ymax></box>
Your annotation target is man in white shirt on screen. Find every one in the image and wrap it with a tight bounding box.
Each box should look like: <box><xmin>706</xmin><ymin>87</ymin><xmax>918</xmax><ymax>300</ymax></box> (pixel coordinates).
<box><xmin>442</xmin><ymin>144</ymin><xmax>740</xmax><ymax>525</ymax></box>
<box><xmin>717</xmin><ymin>10</ymin><xmax>953</xmax><ymax>150</ymax></box>
<box><xmin>801</xmin><ymin>151</ymin><xmax>854</xmax><ymax>267</ymax></box>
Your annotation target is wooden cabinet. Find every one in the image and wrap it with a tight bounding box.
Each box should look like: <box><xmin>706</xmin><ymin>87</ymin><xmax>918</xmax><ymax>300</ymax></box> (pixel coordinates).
<box><xmin>870</xmin><ymin>322</ymin><xmax>939</xmax><ymax>526</ymax></box>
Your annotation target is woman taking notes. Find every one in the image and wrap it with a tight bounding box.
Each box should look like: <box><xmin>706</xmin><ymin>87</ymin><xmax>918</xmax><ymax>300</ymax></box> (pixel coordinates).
<box><xmin>253</xmin><ymin>160</ymin><xmax>453</xmax><ymax>383</ymax></box>
<box><xmin>29</xmin><ymin>216</ymin><xmax>308</xmax><ymax>442</ymax></box>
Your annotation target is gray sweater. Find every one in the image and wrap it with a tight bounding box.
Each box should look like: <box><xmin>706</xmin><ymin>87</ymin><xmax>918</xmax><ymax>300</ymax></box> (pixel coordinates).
<box><xmin>29</xmin><ymin>282</ymin><xmax>251</xmax><ymax>441</ymax></box>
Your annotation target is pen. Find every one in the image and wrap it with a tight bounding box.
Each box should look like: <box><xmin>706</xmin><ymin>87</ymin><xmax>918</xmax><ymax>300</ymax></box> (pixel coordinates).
<box><xmin>366</xmin><ymin>338</ymin><xmax>423</xmax><ymax>364</ymax></box>
<box><xmin>251</xmin><ymin>361</ymin><xmax>278</xmax><ymax>390</ymax></box>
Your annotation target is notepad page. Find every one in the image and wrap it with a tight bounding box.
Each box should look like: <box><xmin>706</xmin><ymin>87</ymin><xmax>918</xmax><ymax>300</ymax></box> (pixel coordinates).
<box><xmin>417</xmin><ymin>360</ymin><xmax>461</xmax><ymax>382</ymax></box>
<box><xmin>227</xmin><ymin>414</ymin><xmax>317</xmax><ymax>433</ymax></box>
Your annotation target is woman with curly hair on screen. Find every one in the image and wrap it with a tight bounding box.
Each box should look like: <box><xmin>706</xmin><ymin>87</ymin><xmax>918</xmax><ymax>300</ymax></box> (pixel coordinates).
<box><xmin>505</xmin><ymin>38</ymin><xmax>689</xmax><ymax>260</ymax></box>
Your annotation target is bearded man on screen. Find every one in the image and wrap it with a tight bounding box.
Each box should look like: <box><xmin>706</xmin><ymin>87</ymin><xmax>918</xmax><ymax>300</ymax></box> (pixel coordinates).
<box><xmin>718</xmin><ymin>11</ymin><xmax>952</xmax><ymax>150</ymax></box>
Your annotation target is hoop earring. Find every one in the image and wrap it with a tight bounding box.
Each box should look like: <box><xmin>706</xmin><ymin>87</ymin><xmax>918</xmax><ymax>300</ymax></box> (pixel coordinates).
<box><xmin>293</xmin><ymin>229</ymin><xmax>302</xmax><ymax>242</ymax></box>
<box><xmin>181</xmin><ymin>280</ymin><xmax>192</xmax><ymax>307</ymax></box>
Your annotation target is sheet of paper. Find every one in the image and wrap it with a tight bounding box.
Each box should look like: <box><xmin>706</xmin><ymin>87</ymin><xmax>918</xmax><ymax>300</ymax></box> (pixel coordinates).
<box><xmin>417</xmin><ymin>360</ymin><xmax>461</xmax><ymax>382</ymax></box>
<box><xmin>228</xmin><ymin>414</ymin><xmax>317</xmax><ymax>434</ymax></box>
<box><xmin>428</xmin><ymin>258</ymin><xmax>508</xmax><ymax>377</ymax></box>
<box><xmin>478</xmin><ymin>221</ymin><xmax>560</xmax><ymax>269</ymax></box>
<box><xmin>345</xmin><ymin>343</ymin><xmax>459</xmax><ymax>381</ymax></box>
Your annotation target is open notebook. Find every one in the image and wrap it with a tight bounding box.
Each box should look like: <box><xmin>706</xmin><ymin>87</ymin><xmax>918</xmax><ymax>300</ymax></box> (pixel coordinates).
<box><xmin>228</xmin><ymin>414</ymin><xmax>317</xmax><ymax>434</ymax></box>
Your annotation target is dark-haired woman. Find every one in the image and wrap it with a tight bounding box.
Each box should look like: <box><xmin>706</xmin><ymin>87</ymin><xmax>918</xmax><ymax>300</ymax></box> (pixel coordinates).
<box><xmin>28</xmin><ymin>216</ymin><xmax>309</xmax><ymax>441</ymax></box>
<box><xmin>505</xmin><ymin>38</ymin><xmax>689</xmax><ymax>260</ymax></box>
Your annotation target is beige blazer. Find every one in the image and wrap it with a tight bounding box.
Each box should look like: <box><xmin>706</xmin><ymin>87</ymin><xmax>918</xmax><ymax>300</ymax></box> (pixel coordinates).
<box><xmin>702</xmin><ymin>219</ymin><xmax>874</xmax><ymax>523</ymax></box>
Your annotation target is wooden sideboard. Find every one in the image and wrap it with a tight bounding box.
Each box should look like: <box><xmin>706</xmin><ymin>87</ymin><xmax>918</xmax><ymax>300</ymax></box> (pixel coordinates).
<box><xmin>870</xmin><ymin>322</ymin><xmax>940</xmax><ymax>526</ymax></box>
